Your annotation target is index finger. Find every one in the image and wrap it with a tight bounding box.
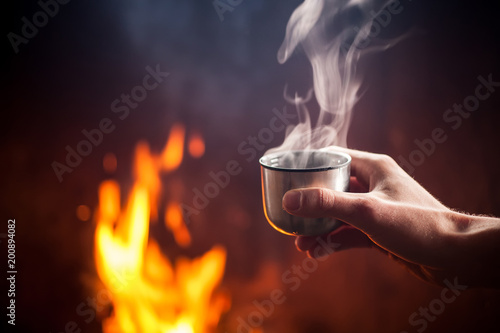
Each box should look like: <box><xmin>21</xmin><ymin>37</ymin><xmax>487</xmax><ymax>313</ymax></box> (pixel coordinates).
<box><xmin>321</xmin><ymin>146</ymin><xmax>392</xmax><ymax>190</ymax></box>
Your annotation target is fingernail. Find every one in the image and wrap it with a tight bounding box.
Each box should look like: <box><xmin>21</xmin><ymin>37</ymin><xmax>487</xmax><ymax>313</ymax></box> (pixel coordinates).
<box><xmin>283</xmin><ymin>191</ymin><xmax>301</xmax><ymax>212</ymax></box>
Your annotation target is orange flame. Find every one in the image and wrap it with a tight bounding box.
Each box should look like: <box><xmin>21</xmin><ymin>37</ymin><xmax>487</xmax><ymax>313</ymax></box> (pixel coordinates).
<box><xmin>165</xmin><ymin>201</ymin><xmax>191</xmax><ymax>248</ymax></box>
<box><xmin>161</xmin><ymin>123</ymin><xmax>186</xmax><ymax>172</ymax></box>
<box><xmin>94</xmin><ymin>124</ymin><xmax>229</xmax><ymax>333</ymax></box>
<box><xmin>134</xmin><ymin>142</ymin><xmax>161</xmax><ymax>221</ymax></box>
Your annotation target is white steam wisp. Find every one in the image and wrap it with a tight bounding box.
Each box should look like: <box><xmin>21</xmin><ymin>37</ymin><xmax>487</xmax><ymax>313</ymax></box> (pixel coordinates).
<box><xmin>266</xmin><ymin>0</ymin><xmax>398</xmax><ymax>167</ymax></box>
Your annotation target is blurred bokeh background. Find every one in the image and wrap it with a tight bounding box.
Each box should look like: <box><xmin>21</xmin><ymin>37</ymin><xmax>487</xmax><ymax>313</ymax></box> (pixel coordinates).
<box><xmin>2</xmin><ymin>0</ymin><xmax>500</xmax><ymax>332</ymax></box>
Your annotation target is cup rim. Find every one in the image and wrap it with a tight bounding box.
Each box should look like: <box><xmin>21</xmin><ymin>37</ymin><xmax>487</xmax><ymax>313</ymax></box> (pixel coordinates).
<box><xmin>259</xmin><ymin>149</ymin><xmax>351</xmax><ymax>172</ymax></box>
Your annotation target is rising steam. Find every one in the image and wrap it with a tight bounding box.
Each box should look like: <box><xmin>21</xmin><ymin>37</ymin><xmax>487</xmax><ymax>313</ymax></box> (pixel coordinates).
<box><xmin>266</xmin><ymin>0</ymin><xmax>396</xmax><ymax>160</ymax></box>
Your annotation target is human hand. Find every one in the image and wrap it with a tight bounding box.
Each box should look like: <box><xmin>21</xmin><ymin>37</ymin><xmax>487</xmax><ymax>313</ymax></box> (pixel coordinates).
<box><xmin>282</xmin><ymin>146</ymin><xmax>500</xmax><ymax>288</ymax></box>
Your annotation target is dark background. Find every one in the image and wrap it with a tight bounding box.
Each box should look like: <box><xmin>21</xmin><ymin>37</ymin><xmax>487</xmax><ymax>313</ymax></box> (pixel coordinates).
<box><xmin>2</xmin><ymin>0</ymin><xmax>500</xmax><ymax>332</ymax></box>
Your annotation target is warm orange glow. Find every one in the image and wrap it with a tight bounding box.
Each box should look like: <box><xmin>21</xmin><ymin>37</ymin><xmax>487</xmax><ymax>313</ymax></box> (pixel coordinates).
<box><xmin>188</xmin><ymin>131</ymin><xmax>205</xmax><ymax>158</ymax></box>
<box><xmin>134</xmin><ymin>142</ymin><xmax>161</xmax><ymax>221</ymax></box>
<box><xmin>94</xmin><ymin>128</ymin><xmax>229</xmax><ymax>333</ymax></box>
<box><xmin>76</xmin><ymin>204</ymin><xmax>91</xmax><ymax>221</ymax></box>
<box><xmin>98</xmin><ymin>181</ymin><xmax>120</xmax><ymax>223</ymax></box>
<box><xmin>103</xmin><ymin>152</ymin><xmax>118</xmax><ymax>174</ymax></box>
<box><xmin>161</xmin><ymin>123</ymin><xmax>185</xmax><ymax>172</ymax></box>
<box><xmin>165</xmin><ymin>201</ymin><xmax>191</xmax><ymax>247</ymax></box>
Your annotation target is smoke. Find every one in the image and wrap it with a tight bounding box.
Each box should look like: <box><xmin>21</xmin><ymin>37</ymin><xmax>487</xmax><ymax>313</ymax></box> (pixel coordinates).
<box><xmin>266</xmin><ymin>0</ymin><xmax>397</xmax><ymax>161</ymax></box>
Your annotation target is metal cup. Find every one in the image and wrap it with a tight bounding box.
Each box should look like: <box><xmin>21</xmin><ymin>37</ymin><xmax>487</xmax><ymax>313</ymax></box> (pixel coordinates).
<box><xmin>259</xmin><ymin>150</ymin><xmax>351</xmax><ymax>236</ymax></box>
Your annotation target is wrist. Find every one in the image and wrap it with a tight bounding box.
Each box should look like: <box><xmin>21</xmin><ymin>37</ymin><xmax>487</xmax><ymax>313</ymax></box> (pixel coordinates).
<box><xmin>443</xmin><ymin>210</ymin><xmax>500</xmax><ymax>288</ymax></box>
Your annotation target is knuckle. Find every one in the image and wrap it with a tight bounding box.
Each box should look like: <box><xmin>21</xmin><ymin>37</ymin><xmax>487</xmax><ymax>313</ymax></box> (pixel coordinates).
<box><xmin>356</xmin><ymin>195</ymin><xmax>380</xmax><ymax>220</ymax></box>
<box><xmin>377</xmin><ymin>154</ymin><xmax>397</xmax><ymax>167</ymax></box>
<box><xmin>318</xmin><ymin>188</ymin><xmax>333</xmax><ymax>211</ymax></box>
<box><xmin>307</xmin><ymin>188</ymin><xmax>333</xmax><ymax>213</ymax></box>
<box><xmin>372</xmin><ymin>153</ymin><xmax>398</xmax><ymax>173</ymax></box>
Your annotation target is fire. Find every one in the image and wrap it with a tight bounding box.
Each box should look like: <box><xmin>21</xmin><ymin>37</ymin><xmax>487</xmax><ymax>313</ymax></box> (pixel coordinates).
<box><xmin>165</xmin><ymin>201</ymin><xmax>191</xmax><ymax>248</ymax></box>
<box><xmin>161</xmin><ymin>123</ymin><xmax>186</xmax><ymax>172</ymax></box>
<box><xmin>94</xmin><ymin>124</ymin><xmax>229</xmax><ymax>333</ymax></box>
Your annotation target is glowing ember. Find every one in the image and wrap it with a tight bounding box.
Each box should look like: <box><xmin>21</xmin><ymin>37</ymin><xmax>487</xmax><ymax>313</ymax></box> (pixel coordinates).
<box><xmin>188</xmin><ymin>131</ymin><xmax>205</xmax><ymax>158</ymax></box>
<box><xmin>94</xmin><ymin>125</ymin><xmax>229</xmax><ymax>333</ymax></box>
<box><xmin>103</xmin><ymin>152</ymin><xmax>118</xmax><ymax>174</ymax></box>
<box><xmin>76</xmin><ymin>204</ymin><xmax>91</xmax><ymax>221</ymax></box>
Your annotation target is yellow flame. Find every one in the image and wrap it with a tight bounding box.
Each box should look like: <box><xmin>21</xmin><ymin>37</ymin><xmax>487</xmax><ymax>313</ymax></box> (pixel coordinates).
<box><xmin>94</xmin><ymin>125</ymin><xmax>229</xmax><ymax>333</ymax></box>
<box><xmin>95</xmin><ymin>183</ymin><xmax>149</xmax><ymax>286</ymax></box>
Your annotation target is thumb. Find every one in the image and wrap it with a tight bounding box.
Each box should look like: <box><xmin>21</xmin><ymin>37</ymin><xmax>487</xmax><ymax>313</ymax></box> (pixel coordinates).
<box><xmin>282</xmin><ymin>188</ymin><xmax>375</xmax><ymax>232</ymax></box>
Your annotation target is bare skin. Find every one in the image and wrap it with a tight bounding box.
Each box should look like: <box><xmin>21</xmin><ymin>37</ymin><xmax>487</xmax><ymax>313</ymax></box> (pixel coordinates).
<box><xmin>282</xmin><ymin>146</ymin><xmax>500</xmax><ymax>289</ymax></box>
